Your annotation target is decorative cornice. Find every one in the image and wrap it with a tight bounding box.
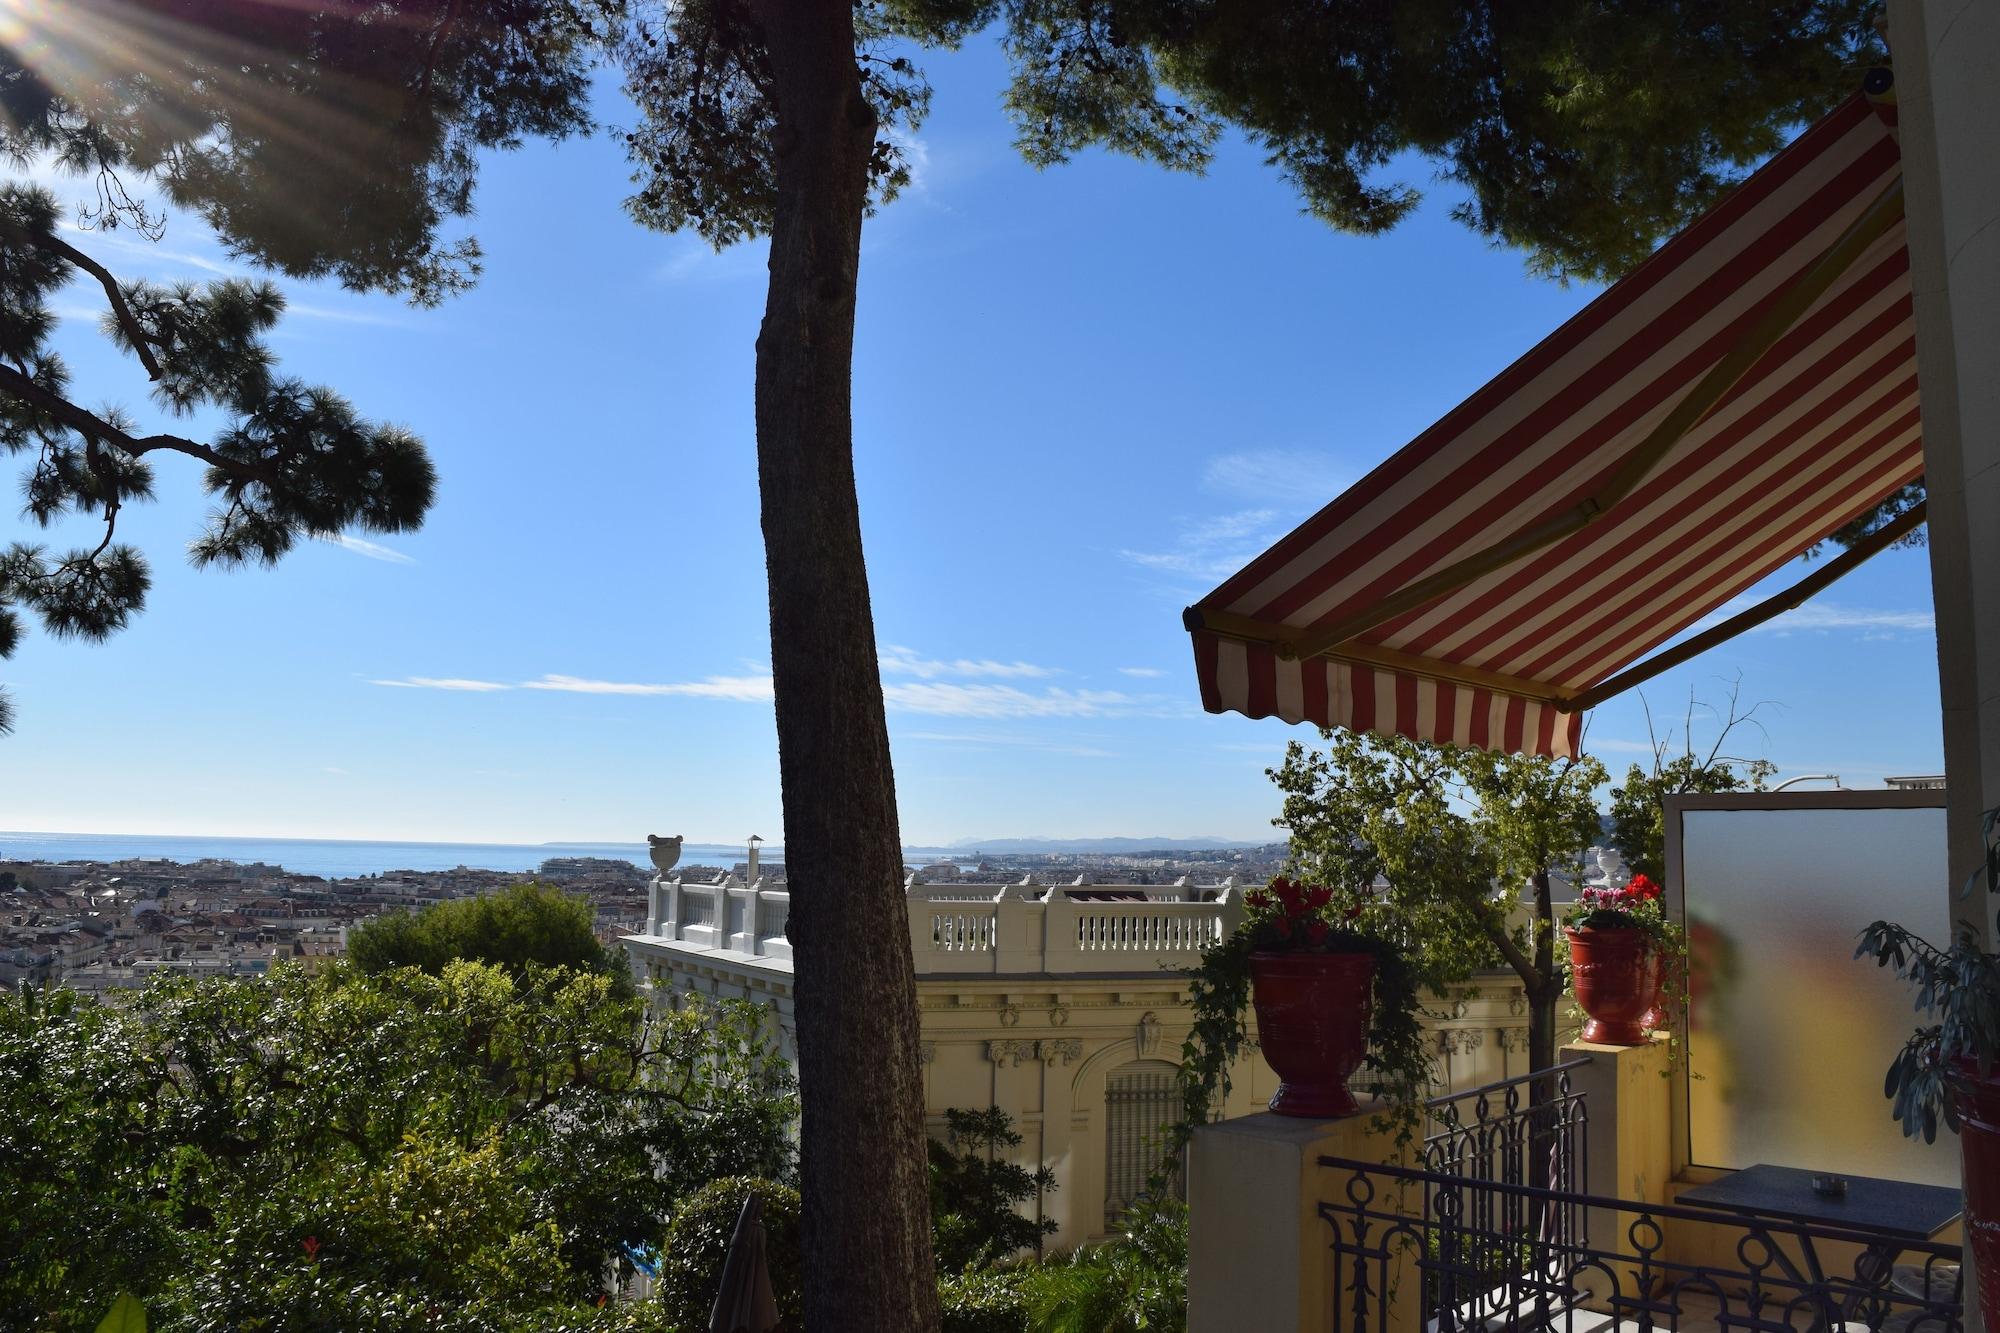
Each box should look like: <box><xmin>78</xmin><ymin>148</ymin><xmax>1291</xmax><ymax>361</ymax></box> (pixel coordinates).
<box><xmin>986</xmin><ymin>1038</ymin><xmax>1034</xmax><ymax>1066</ymax></box>
<box><xmin>1041</xmin><ymin>1038</ymin><xmax>1082</xmax><ymax>1066</ymax></box>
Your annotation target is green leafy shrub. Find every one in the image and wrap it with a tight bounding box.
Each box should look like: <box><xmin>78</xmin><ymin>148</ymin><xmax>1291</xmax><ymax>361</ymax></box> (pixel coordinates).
<box><xmin>929</xmin><ymin>1107</ymin><xmax>1057</xmax><ymax>1270</ymax></box>
<box><xmin>938</xmin><ymin>1267</ymin><xmax>1031</xmax><ymax>1333</ymax></box>
<box><xmin>0</xmin><ymin>966</ymin><xmax>795</xmax><ymax>1331</ymax></box>
<box><xmin>654</xmin><ymin>1177</ymin><xmax>801</xmax><ymax>1333</ymax></box>
<box><xmin>346</xmin><ymin>880</ymin><xmax>634</xmax><ymax>998</ymax></box>
<box><xmin>1023</xmin><ymin>1201</ymin><xmax>1188</xmax><ymax>1333</ymax></box>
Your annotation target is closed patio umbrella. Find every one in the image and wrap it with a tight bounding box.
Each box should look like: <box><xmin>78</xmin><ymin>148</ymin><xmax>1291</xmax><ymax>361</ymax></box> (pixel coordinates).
<box><xmin>709</xmin><ymin>1191</ymin><xmax>781</xmax><ymax>1333</ymax></box>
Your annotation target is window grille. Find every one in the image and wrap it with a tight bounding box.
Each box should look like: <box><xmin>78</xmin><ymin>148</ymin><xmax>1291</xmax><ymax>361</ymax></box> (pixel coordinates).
<box><xmin>1103</xmin><ymin>1059</ymin><xmax>1182</xmax><ymax>1231</ymax></box>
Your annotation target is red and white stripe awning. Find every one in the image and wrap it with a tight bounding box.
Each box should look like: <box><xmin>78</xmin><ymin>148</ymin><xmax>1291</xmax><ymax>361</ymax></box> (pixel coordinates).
<box><xmin>1186</xmin><ymin>89</ymin><xmax>1919</xmax><ymax>759</ymax></box>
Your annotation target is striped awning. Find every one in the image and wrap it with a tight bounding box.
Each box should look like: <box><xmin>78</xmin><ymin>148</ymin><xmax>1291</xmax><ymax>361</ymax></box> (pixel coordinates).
<box><xmin>1186</xmin><ymin>86</ymin><xmax>1920</xmax><ymax>759</ymax></box>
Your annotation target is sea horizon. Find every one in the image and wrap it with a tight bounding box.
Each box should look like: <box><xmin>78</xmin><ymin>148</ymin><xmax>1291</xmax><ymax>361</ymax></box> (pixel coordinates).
<box><xmin>0</xmin><ymin>829</ymin><xmax>758</xmax><ymax>879</ymax></box>
<box><xmin>0</xmin><ymin>829</ymin><xmax>994</xmax><ymax>880</ymax></box>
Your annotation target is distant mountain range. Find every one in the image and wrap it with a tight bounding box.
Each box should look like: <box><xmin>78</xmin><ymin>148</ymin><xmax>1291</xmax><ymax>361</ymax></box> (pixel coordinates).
<box><xmin>919</xmin><ymin>836</ymin><xmax>1273</xmax><ymax>855</ymax></box>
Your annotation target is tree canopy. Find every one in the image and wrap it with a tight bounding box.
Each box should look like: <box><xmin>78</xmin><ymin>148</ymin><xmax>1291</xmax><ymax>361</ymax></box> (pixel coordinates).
<box><xmin>1272</xmin><ymin>729</ymin><xmax>1606</xmax><ymax>1077</ymax></box>
<box><xmin>0</xmin><ymin>964</ymin><xmax>794</xmax><ymax>1331</ymax></box>
<box><xmin>0</xmin><ymin>1</ymin><xmax>602</xmax><ymax>731</ymax></box>
<box><xmin>611</xmin><ymin>1</ymin><xmax>1881</xmax><ymax>282</ymax></box>
<box><xmin>346</xmin><ymin>880</ymin><xmax>635</xmax><ymax>997</ymax></box>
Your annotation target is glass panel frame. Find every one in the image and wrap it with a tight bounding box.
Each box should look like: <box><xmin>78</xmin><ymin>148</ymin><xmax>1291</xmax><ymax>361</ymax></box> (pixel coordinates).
<box><xmin>1665</xmin><ymin>791</ymin><xmax>1956</xmax><ymax>1186</ymax></box>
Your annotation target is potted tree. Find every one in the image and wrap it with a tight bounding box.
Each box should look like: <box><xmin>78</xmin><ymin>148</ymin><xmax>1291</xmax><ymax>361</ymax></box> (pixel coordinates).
<box><xmin>1563</xmin><ymin>873</ymin><xmax>1682</xmax><ymax>1045</ymax></box>
<box><xmin>1857</xmin><ymin>806</ymin><xmax>2000</xmax><ymax>1315</ymax></box>
<box><xmin>1180</xmin><ymin>875</ymin><xmax>1431</xmax><ymax>1129</ymax></box>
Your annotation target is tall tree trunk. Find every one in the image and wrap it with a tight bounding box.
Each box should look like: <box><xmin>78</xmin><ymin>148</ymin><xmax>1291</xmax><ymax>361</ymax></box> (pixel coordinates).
<box><xmin>1529</xmin><ymin>868</ymin><xmax>1558</xmax><ymax>1078</ymax></box>
<box><xmin>749</xmin><ymin>3</ymin><xmax>939</xmax><ymax>1328</ymax></box>
<box><xmin>1526</xmin><ymin>871</ymin><xmax>1560</xmax><ymax>1210</ymax></box>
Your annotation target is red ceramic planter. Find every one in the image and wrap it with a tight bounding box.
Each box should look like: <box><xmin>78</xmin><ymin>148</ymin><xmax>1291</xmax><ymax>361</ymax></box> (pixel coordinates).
<box><xmin>1565</xmin><ymin>926</ymin><xmax>1660</xmax><ymax>1046</ymax></box>
<box><xmin>1250</xmin><ymin>950</ymin><xmax>1375</xmax><ymax>1118</ymax></box>
<box><xmin>1954</xmin><ymin>1060</ymin><xmax>2000</xmax><ymax>1319</ymax></box>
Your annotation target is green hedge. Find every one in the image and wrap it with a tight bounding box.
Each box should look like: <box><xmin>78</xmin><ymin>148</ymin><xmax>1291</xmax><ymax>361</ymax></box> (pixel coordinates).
<box><xmin>938</xmin><ymin>1268</ymin><xmax>1031</xmax><ymax>1333</ymax></box>
<box><xmin>654</xmin><ymin>1177</ymin><xmax>801</xmax><ymax>1333</ymax></box>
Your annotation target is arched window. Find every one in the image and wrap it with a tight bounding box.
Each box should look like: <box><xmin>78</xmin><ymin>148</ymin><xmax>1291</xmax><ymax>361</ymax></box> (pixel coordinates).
<box><xmin>1102</xmin><ymin>1059</ymin><xmax>1181</xmax><ymax>1231</ymax></box>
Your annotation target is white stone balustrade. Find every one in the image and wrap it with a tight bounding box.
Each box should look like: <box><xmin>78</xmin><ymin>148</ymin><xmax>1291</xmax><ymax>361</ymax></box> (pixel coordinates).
<box><xmin>641</xmin><ymin>871</ymin><xmax>1241</xmax><ymax>977</ymax></box>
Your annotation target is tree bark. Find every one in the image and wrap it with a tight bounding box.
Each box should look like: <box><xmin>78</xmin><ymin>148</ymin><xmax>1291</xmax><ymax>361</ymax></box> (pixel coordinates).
<box><xmin>1529</xmin><ymin>869</ymin><xmax>1558</xmax><ymax>1080</ymax></box>
<box><xmin>748</xmin><ymin>3</ymin><xmax>939</xmax><ymax>1329</ymax></box>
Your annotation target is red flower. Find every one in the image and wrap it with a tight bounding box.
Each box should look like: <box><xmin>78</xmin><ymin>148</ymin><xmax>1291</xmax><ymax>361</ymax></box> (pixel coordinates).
<box><xmin>1304</xmin><ymin>885</ymin><xmax>1333</xmax><ymax>910</ymax></box>
<box><xmin>1273</xmin><ymin>915</ymin><xmax>1293</xmax><ymax>939</ymax></box>
<box><xmin>302</xmin><ymin>1236</ymin><xmax>320</xmax><ymax>1261</ymax></box>
<box><xmin>1627</xmin><ymin>873</ymin><xmax>1661</xmax><ymax>902</ymax></box>
<box><xmin>1272</xmin><ymin>878</ymin><xmax>1302</xmax><ymax>908</ymax></box>
<box><xmin>1345</xmin><ymin>903</ymin><xmax>1364</xmax><ymax>921</ymax></box>
<box><xmin>1306</xmin><ymin>919</ymin><xmax>1329</xmax><ymax>946</ymax></box>
<box><xmin>1245</xmin><ymin>890</ymin><xmax>1271</xmax><ymax>910</ymax></box>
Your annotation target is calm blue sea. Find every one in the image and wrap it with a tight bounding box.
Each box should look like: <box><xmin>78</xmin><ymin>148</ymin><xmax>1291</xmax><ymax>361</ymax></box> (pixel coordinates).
<box><xmin>0</xmin><ymin>831</ymin><xmax>755</xmax><ymax>879</ymax></box>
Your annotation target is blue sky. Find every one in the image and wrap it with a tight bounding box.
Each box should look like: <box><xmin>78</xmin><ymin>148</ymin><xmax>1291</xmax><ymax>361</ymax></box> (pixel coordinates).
<box><xmin>0</xmin><ymin>37</ymin><xmax>1945</xmax><ymax>846</ymax></box>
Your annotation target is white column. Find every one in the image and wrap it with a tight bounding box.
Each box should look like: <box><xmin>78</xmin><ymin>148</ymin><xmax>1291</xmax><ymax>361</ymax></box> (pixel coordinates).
<box><xmin>1892</xmin><ymin>0</ymin><xmax>2000</xmax><ymax>935</ymax></box>
<box><xmin>1888</xmin><ymin>8</ymin><xmax>2000</xmax><ymax>1327</ymax></box>
<box><xmin>1188</xmin><ymin>1111</ymin><xmax>1420</xmax><ymax>1333</ymax></box>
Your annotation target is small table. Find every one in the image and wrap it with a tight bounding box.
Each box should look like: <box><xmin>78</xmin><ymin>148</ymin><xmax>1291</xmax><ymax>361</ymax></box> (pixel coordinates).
<box><xmin>1676</xmin><ymin>1164</ymin><xmax>1962</xmax><ymax>1321</ymax></box>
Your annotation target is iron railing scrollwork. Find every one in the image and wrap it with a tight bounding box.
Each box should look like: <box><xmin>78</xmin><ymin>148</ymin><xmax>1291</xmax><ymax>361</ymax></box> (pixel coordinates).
<box><xmin>1316</xmin><ymin>1154</ymin><xmax>1963</xmax><ymax>1333</ymax></box>
<box><xmin>1422</xmin><ymin>1055</ymin><xmax>1592</xmax><ymax>1289</ymax></box>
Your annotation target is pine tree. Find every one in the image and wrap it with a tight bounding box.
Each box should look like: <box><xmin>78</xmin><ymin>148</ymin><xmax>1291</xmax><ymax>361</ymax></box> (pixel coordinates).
<box><xmin>601</xmin><ymin>4</ymin><xmax>1880</xmax><ymax>1325</ymax></box>
<box><xmin>0</xmin><ymin>1</ymin><xmax>600</xmax><ymax>731</ymax></box>
<box><xmin>2</xmin><ymin>5</ymin><xmax>1886</xmax><ymax>1328</ymax></box>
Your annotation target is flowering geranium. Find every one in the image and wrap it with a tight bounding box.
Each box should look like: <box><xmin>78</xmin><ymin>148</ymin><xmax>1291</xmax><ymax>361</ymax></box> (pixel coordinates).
<box><xmin>1244</xmin><ymin>875</ymin><xmax>1370</xmax><ymax>953</ymax></box>
<box><xmin>1565</xmin><ymin>872</ymin><xmax>1672</xmax><ymax>941</ymax></box>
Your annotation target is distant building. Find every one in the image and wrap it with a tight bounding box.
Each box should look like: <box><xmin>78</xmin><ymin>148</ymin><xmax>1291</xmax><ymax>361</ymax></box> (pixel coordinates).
<box><xmin>626</xmin><ymin>860</ymin><xmax>1545</xmax><ymax>1249</ymax></box>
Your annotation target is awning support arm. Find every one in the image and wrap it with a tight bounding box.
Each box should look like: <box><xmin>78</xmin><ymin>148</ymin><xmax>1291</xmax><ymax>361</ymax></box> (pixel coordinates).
<box><xmin>1273</xmin><ymin>176</ymin><xmax>1907</xmax><ymax>666</ymax></box>
<box><xmin>1563</xmin><ymin>499</ymin><xmax>1927</xmax><ymax>711</ymax></box>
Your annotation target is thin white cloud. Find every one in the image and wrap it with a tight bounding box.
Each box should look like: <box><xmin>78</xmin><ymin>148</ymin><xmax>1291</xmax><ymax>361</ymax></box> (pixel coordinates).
<box><xmin>1690</xmin><ymin>597</ymin><xmax>1935</xmax><ymax>637</ymax></box>
<box><xmin>900</xmin><ymin>730</ymin><xmax>1116</xmax><ymax>759</ymax></box>
<box><xmin>322</xmin><ymin>534</ymin><xmax>415</xmax><ymax>565</ymax></box>
<box><xmin>883</xmin><ymin>682</ymin><xmax>1140</xmax><ymax>719</ymax></box>
<box><xmin>1121</xmin><ymin>507</ymin><xmax>1281</xmax><ymax>582</ymax></box>
<box><xmin>521</xmin><ymin>673</ymin><xmax>776</xmax><ymax>701</ymax></box>
<box><xmin>1202</xmin><ymin>448</ymin><xmax>1350</xmax><ymax>507</ymax></box>
<box><xmin>879</xmin><ymin>645</ymin><xmax>1057</xmax><ymax>680</ymax></box>
<box><xmin>656</xmin><ymin>237</ymin><xmax>768</xmax><ymax>284</ymax></box>
<box><xmin>371</xmin><ymin>676</ymin><xmax>511</xmax><ymax>692</ymax></box>
<box><xmin>1584</xmin><ymin>738</ymin><xmax>1664</xmax><ymax>756</ymax></box>
<box><xmin>286</xmin><ymin>302</ymin><xmax>411</xmax><ymax>328</ymax></box>
<box><xmin>62</xmin><ymin>222</ymin><xmax>238</xmax><ymax>277</ymax></box>
<box><xmin>364</xmin><ymin>654</ymin><xmax>1170</xmax><ymax>720</ymax></box>
<box><xmin>1759</xmin><ymin>603</ymin><xmax>1934</xmax><ymax>633</ymax></box>
<box><xmin>1118</xmin><ymin>666</ymin><xmax>1166</xmax><ymax>678</ymax></box>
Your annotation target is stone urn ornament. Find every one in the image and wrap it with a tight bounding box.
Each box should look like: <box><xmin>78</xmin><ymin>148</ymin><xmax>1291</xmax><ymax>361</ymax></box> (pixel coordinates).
<box><xmin>647</xmin><ymin>833</ymin><xmax>683</xmax><ymax>876</ymax></box>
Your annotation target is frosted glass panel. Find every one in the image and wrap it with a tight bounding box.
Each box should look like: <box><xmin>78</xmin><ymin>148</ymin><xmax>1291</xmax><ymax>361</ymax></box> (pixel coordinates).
<box><xmin>1681</xmin><ymin>805</ymin><xmax>1955</xmax><ymax>1186</ymax></box>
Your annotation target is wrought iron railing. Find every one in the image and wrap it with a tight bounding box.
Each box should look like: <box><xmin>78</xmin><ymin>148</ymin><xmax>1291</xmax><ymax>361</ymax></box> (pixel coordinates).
<box><xmin>1424</xmin><ymin>1057</ymin><xmax>1591</xmax><ymax>1245</ymax></box>
<box><xmin>1315</xmin><ymin>1154</ymin><xmax>1962</xmax><ymax>1333</ymax></box>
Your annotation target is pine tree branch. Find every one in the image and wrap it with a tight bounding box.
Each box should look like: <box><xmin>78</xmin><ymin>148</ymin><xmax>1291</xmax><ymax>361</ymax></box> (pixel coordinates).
<box><xmin>35</xmin><ymin>234</ymin><xmax>164</xmax><ymax>381</ymax></box>
<box><xmin>0</xmin><ymin>360</ymin><xmax>269</xmax><ymax>481</ymax></box>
